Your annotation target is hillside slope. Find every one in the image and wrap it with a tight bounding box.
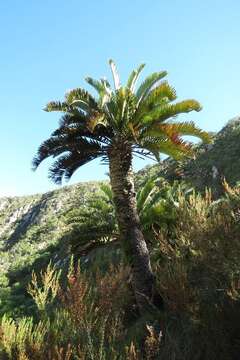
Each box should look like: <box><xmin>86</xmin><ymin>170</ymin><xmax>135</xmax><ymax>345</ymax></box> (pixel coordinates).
<box><xmin>0</xmin><ymin>182</ymin><xmax>102</xmax><ymax>315</ymax></box>
<box><xmin>137</xmin><ymin>116</ymin><xmax>240</xmax><ymax>196</ymax></box>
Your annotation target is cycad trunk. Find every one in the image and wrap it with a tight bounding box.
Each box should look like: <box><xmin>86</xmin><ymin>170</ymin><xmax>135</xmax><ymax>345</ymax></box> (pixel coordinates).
<box><xmin>108</xmin><ymin>141</ymin><xmax>160</xmax><ymax>312</ymax></box>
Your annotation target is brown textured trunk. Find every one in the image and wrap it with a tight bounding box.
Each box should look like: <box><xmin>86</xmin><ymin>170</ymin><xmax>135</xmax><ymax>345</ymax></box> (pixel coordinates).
<box><xmin>108</xmin><ymin>141</ymin><xmax>161</xmax><ymax>312</ymax></box>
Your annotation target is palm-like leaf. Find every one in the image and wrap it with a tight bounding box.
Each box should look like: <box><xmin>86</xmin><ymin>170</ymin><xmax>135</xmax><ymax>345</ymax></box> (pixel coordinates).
<box><xmin>85</xmin><ymin>77</ymin><xmax>112</xmax><ymax>105</ymax></box>
<box><xmin>137</xmin><ymin>177</ymin><xmax>156</xmax><ymax>213</ymax></box>
<box><xmin>136</xmin><ymin>81</ymin><xmax>177</xmax><ymax>119</ymax></box>
<box><xmin>109</xmin><ymin>59</ymin><xmax>121</xmax><ymax>90</ymax></box>
<box><xmin>140</xmin><ymin>99</ymin><xmax>202</xmax><ymax>126</ymax></box>
<box><xmin>85</xmin><ymin>77</ymin><xmax>106</xmax><ymax>95</ymax></box>
<box><xmin>126</xmin><ymin>63</ymin><xmax>145</xmax><ymax>92</ymax></box>
<box><xmin>139</xmin><ymin>137</ymin><xmax>193</xmax><ymax>161</ymax></box>
<box><xmin>33</xmin><ymin>131</ymin><xmax>106</xmax><ymax>182</ymax></box>
<box><xmin>33</xmin><ymin>60</ymin><xmax>210</xmax><ymax>184</ymax></box>
<box><xmin>44</xmin><ymin>101</ymin><xmax>70</xmax><ymax>113</ymax></box>
<box><xmin>65</xmin><ymin>88</ymin><xmax>99</xmax><ymax>112</ymax></box>
<box><xmin>144</xmin><ymin>122</ymin><xmax>210</xmax><ymax>143</ymax></box>
<box><xmin>48</xmin><ymin>139</ymin><xmax>104</xmax><ymax>184</ymax></box>
<box><xmin>100</xmin><ymin>183</ymin><xmax>114</xmax><ymax>202</ymax></box>
<box><xmin>65</xmin><ymin>177</ymin><xmax>188</xmax><ymax>249</ymax></box>
<box><xmin>58</xmin><ymin>112</ymin><xmax>87</xmax><ymax>127</ymax></box>
<box><xmin>136</xmin><ymin>71</ymin><xmax>168</xmax><ymax>102</ymax></box>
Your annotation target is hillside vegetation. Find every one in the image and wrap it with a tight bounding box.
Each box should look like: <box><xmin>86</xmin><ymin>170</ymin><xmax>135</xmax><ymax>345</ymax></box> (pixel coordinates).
<box><xmin>0</xmin><ymin>182</ymin><xmax>101</xmax><ymax>316</ymax></box>
<box><xmin>0</xmin><ymin>118</ymin><xmax>240</xmax><ymax>359</ymax></box>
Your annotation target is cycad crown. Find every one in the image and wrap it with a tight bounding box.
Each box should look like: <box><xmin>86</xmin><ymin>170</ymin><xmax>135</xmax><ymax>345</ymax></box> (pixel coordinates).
<box><xmin>33</xmin><ymin>60</ymin><xmax>210</xmax><ymax>183</ymax></box>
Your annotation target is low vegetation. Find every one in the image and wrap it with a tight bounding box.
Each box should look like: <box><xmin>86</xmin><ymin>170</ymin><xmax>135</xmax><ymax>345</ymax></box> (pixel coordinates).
<box><xmin>0</xmin><ymin>179</ymin><xmax>240</xmax><ymax>359</ymax></box>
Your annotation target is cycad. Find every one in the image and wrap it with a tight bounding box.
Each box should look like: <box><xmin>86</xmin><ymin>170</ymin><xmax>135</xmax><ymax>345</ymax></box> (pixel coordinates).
<box><xmin>137</xmin><ymin>177</ymin><xmax>188</xmax><ymax>237</ymax></box>
<box><xmin>70</xmin><ymin>177</ymin><xmax>188</xmax><ymax>247</ymax></box>
<box><xmin>33</xmin><ymin>60</ymin><xmax>210</xmax><ymax>311</ymax></box>
<box><xmin>63</xmin><ymin>185</ymin><xmax>117</xmax><ymax>254</ymax></box>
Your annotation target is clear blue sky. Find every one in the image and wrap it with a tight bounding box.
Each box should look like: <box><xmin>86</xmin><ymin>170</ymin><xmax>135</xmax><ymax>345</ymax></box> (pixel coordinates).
<box><xmin>0</xmin><ymin>0</ymin><xmax>239</xmax><ymax>197</ymax></box>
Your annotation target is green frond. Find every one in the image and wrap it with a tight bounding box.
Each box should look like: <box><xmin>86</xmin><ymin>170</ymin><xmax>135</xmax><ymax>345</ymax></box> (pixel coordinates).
<box><xmin>128</xmin><ymin>122</ymin><xmax>139</xmax><ymax>141</ymax></box>
<box><xmin>157</xmin><ymin>121</ymin><xmax>211</xmax><ymax>143</ymax></box>
<box><xmin>100</xmin><ymin>78</ymin><xmax>111</xmax><ymax>90</ymax></box>
<box><xmin>51</xmin><ymin>124</ymin><xmax>93</xmax><ymax>139</ymax></box>
<box><xmin>100</xmin><ymin>183</ymin><xmax>113</xmax><ymax>202</ymax></box>
<box><xmin>105</xmin><ymin>87</ymin><xmax>138</xmax><ymax>134</ymax></box>
<box><xmin>137</xmin><ymin>178</ymin><xmax>155</xmax><ymax>214</ymax></box>
<box><xmin>85</xmin><ymin>77</ymin><xmax>113</xmax><ymax>106</ymax></box>
<box><xmin>49</xmin><ymin>151</ymin><xmax>101</xmax><ymax>184</ymax></box>
<box><xmin>58</xmin><ymin>113</ymin><xmax>87</xmax><ymax>127</ymax></box>
<box><xmin>141</xmin><ymin>99</ymin><xmax>202</xmax><ymax>125</ymax></box>
<box><xmin>141</xmin><ymin>191</ymin><xmax>166</xmax><ymax>215</ymax></box>
<box><xmin>109</xmin><ymin>59</ymin><xmax>121</xmax><ymax>90</ymax></box>
<box><xmin>86</xmin><ymin>113</ymin><xmax>106</xmax><ymax>132</ymax></box>
<box><xmin>104</xmin><ymin>88</ymin><xmax>126</xmax><ymax>129</ymax></box>
<box><xmin>135</xmin><ymin>81</ymin><xmax>177</xmax><ymax>121</ymax></box>
<box><xmin>142</xmin><ymin>81</ymin><xmax>177</xmax><ymax>107</ymax></box>
<box><xmin>135</xmin><ymin>71</ymin><xmax>168</xmax><ymax>102</ymax></box>
<box><xmin>85</xmin><ymin>77</ymin><xmax>105</xmax><ymax>95</ymax></box>
<box><xmin>140</xmin><ymin>121</ymin><xmax>210</xmax><ymax>145</ymax></box>
<box><xmin>126</xmin><ymin>63</ymin><xmax>145</xmax><ymax>92</ymax></box>
<box><xmin>51</xmin><ymin>127</ymin><xmax>106</xmax><ymax>144</ymax></box>
<box><xmin>44</xmin><ymin>101</ymin><xmax>70</xmax><ymax>112</ymax></box>
<box><xmin>48</xmin><ymin>138</ymin><xmax>105</xmax><ymax>184</ymax></box>
<box><xmin>65</xmin><ymin>88</ymin><xmax>98</xmax><ymax>112</ymax></box>
<box><xmin>58</xmin><ymin>114</ymin><xmax>113</xmax><ymax>141</ymax></box>
<box><xmin>139</xmin><ymin>137</ymin><xmax>193</xmax><ymax>161</ymax></box>
<box><xmin>122</xmin><ymin>90</ymin><xmax>138</xmax><ymax>129</ymax></box>
<box><xmin>138</xmin><ymin>142</ymin><xmax>161</xmax><ymax>161</ymax></box>
<box><xmin>33</xmin><ymin>131</ymin><xmax>106</xmax><ymax>171</ymax></box>
<box><xmin>32</xmin><ymin>137</ymin><xmax>69</xmax><ymax>170</ymax></box>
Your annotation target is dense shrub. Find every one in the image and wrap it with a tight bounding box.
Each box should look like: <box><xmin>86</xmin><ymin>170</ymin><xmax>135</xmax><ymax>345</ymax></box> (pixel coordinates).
<box><xmin>152</xmin><ymin>185</ymin><xmax>240</xmax><ymax>359</ymax></box>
